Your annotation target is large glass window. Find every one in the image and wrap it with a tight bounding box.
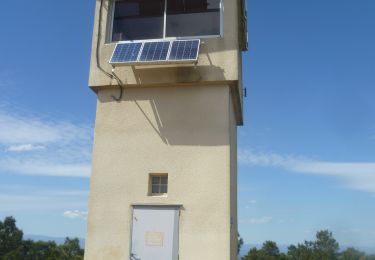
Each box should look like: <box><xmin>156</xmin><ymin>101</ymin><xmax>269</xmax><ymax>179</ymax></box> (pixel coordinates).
<box><xmin>166</xmin><ymin>0</ymin><xmax>221</xmax><ymax>37</ymax></box>
<box><xmin>112</xmin><ymin>0</ymin><xmax>165</xmax><ymax>41</ymax></box>
<box><xmin>111</xmin><ymin>0</ymin><xmax>221</xmax><ymax>42</ymax></box>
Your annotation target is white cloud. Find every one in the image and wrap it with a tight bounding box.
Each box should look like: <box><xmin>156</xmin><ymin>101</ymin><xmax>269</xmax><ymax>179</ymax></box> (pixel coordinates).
<box><xmin>238</xmin><ymin>149</ymin><xmax>306</xmax><ymax>168</ymax></box>
<box><xmin>6</xmin><ymin>144</ymin><xmax>45</xmax><ymax>152</ymax></box>
<box><xmin>0</xmin><ymin>106</ymin><xmax>93</xmax><ymax>177</ymax></box>
<box><xmin>0</xmin><ymin>110</ymin><xmax>91</xmax><ymax>146</ymax></box>
<box><xmin>63</xmin><ymin>210</ymin><xmax>88</xmax><ymax>220</ymax></box>
<box><xmin>240</xmin><ymin>216</ymin><xmax>273</xmax><ymax>225</ymax></box>
<box><xmin>339</xmin><ymin>228</ymin><xmax>361</xmax><ymax>234</ymax></box>
<box><xmin>0</xmin><ymin>186</ymin><xmax>88</xmax><ymax>212</ymax></box>
<box><xmin>244</xmin><ymin>199</ymin><xmax>257</xmax><ymax>209</ymax></box>
<box><xmin>278</xmin><ymin>218</ymin><xmax>295</xmax><ymax>224</ymax></box>
<box><xmin>0</xmin><ymin>159</ymin><xmax>91</xmax><ymax>177</ymax></box>
<box><xmin>239</xmin><ymin>149</ymin><xmax>375</xmax><ymax>194</ymax></box>
<box><xmin>238</xmin><ymin>185</ymin><xmax>257</xmax><ymax>193</ymax></box>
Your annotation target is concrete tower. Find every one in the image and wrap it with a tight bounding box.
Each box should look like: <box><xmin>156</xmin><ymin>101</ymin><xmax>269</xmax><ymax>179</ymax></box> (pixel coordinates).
<box><xmin>85</xmin><ymin>0</ymin><xmax>247</xmax><ymax>259</ymax></box>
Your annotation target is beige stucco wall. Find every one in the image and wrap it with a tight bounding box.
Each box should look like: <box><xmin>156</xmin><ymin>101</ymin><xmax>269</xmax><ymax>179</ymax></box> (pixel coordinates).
<box><xmin>88</xmin><ymin>0</ymin><xmax>243</xmax><ymax>124</ymax></box>
<box><xmin>86</xmin><ymin>0</ymin><xmax>244</xmax><ymax>258</ymax></box>
<box><xmin>85</xmin><ymin>85</ymin><xmax>237</xmax><ymax>259</ymax></box>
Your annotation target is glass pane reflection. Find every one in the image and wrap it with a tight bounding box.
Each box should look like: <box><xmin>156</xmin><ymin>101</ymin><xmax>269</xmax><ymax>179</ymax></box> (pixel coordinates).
<box><xmin>112</xmin><ymin>0</ymin><xmax>165</xmax><ymax>41</ymax></box>
<box><xmin>166</xmin><ymin>0</ymin><xmax>221</xmax><ymax>37</ymax></box>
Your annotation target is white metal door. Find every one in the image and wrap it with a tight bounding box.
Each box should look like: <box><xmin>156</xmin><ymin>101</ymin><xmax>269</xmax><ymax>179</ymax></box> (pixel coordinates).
<box><xmin>131</xmin><ymin>206</ymin><xmax>179</xmax><ymax>260</ymax></box>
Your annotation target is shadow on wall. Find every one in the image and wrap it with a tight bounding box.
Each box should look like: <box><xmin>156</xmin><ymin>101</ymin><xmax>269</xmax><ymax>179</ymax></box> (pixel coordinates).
<box><xmin>97</xmin><ymin>81</ymin><xmax>231</xmax><ymax>147</ymax></box>
<box><xmin>127</xmin><ymin>52</ymin><xmax>227</xmax><ymax>86</ymax></box>
<box><xmin>95</xmin><ymin>37</ymin><xmax>234</xmax><ymax>87</ymax></box>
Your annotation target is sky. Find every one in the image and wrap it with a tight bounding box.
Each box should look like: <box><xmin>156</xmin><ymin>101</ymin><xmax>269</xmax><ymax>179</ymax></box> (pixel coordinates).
<box><xmin>0</xmin><ymin>0</ymin><xmax>375</xmax><ymax>252</ymax></box>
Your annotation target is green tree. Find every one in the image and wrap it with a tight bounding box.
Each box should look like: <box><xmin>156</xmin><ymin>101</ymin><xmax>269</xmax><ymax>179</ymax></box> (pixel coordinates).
<box><xmin>240</xmin><ymin>229</ymin><xmax>375</xmax><ymax>260</ymax></box>
<box><xmin>287</xmin><ymin>241</ymin><xmax>316</xmax><ymax>260</ymax></box>
<box><xmin>3</xmin><ymin>240</ymin><xmax>66</xmax><ymax>260</ymax></box>
<box><xmin>242</xmin><ymin>247</ymin><xmax>260</xmax><ymax>260</ymax></box>
<box><xmin>314</xmin><ymin>230</ymin><xmax>339</xmax><ymax>260</ymax></box>
<box><xmin>0</xmin><ymin>216</ymin><xmax>84</xmax><ymax>259</ymax></box>
<box><xmin>262</xmin><ymin>241</ymin><xmax>279</xmax><ymax>257</ymax></box>
<box><xmin>0</xmin><ymin>216</ymin><xmax>23</xmax><ymax>258</ymax></box>
<box><xmin>339</xmin><ymin>247</ymin><xmax>365</xmax><ymax>260</ymax></box>
<box><xmin>287</xmin><ymin>230</ymin><xmax>339</xmax><ymax>260</ymax></box>
<box><xmin>238</xmin><ymin>233</ymin><xmax>244</xmax><ymax>255</ymax></box>
<box><xmin>61</xmin><ymin>237</ymin><xmax>84</xmax><ymax>259</ymax></box>
<box><xmin>242</xmin><ymin>241</ymin><xmax>288</xmax><ymax>260</ymax></box>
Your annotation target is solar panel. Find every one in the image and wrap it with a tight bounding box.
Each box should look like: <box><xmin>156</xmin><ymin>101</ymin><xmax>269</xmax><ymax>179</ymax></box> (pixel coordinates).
<box><xmin>139</xmin><ymin>41</ymin><xmax>170</xmax><ymax>62</ymax></box>
<box><xmin>168</xmin><ymin>40</ymin><xmax>200</xmax><ymax>62</ymax></box>
<box><xmin>109</xmin><ymin>39</ymin><xmax>200</xmax><ymax>65</ymax></box>
<box><xmin>109</xmin><ymin>42</ymin><xmax>142</xmax><ymax>64</ymax></box>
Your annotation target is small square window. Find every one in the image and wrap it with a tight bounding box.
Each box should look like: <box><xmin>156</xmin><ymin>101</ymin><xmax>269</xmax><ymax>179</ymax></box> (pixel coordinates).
<box><xmin>160</xmin><ymin>184</ymin><xmax>168</xmax><ymax>193</ymax></box>
<box><xmin>149</xmin><ymin>174</ymin><xmax>168</xmax><ymax>195</ymax></box>
<box><xmin>160</xmin><ymin>176</ymin><xmax>168</xmax><ymax>185</ymax></box>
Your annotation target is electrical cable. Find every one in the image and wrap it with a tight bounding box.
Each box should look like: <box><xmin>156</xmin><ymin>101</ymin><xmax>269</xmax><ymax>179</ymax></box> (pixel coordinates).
<box><xmin>96</xmin><ymin>0</ymin><xmax>114</xmax><ymax>79</ymax></box>
<box><xmin>96</xmin><ymin>0</ymin><xmax>124</xmax><ymax>101</ymax></box>
<box><xmin>111</xmin><ymin>68</ymin><xmax>124</xmax><ymax>101</ymax></box>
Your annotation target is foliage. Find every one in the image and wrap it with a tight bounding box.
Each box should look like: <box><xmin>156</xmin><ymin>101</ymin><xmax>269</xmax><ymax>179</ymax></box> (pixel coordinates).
<box><xmin>339</xmin><ymin>247</ymin><xmax>375</xmax><ymax>260</ymax></box>
<box><xmin>242</xmin><ymin>229</ymin><xmax>375</xmax><ymax>260</ymax></box>
<box><xmin>286</xmin><ymin>230</ymin><xmax>339</xmax><ymax>260</ymax></box>
<box><xmin>243</xmin><ymin>247</ymin><xmax>261</xmax><ymax>260</ymax></box>
<box><xmin>314</xmin><ymin>230</ymin><xmax>339</xmax><ymax>259</ymax></box>
<box><xmin>339</xmin><ymin>247</ymin><xmax>365</xmax><ymax>260</ymax></box>
<box><xmin>242</xmin><ymin>241</ymin><xmax>288</xmax><ymax>260</ymax></box>
<box><xmin>0</xmin><ymin>216</ymin><xmax>84</xmax><ymax>259</ymax></box>
<box><xmin>238</xmin><ymin>233</ymin><xmax>244</xmax><ymax>255</ymax></box>
<box><xmin>262</xmin><ymin>241</ymin><xmax>280</xmax><ymax>257</ymax></box>
<box><xmin>61</xmin><ymin>238</ymin><xmax>84</xmax><ymax>259</ymax></box>
<box><xmin>0</xmin><ymin>217</ymin><xmax>23</xmax><ymax>258</ymax></box>
<box><xmin>287</xmin><ymin>241</ymin><xmax>316</xmax><ymax>260</ymax></box>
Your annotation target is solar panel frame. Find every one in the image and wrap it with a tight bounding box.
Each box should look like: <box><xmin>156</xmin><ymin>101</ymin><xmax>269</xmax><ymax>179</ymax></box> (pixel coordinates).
<box><xmin>109</xmin><ymin>42</ymin><xmax>143</xmax><ymax>65</ymax></box>
<box><xmin>109</xmin><ymin>39</ymin><xmax>200</xmax><ymax>66</ymax></box>
<box><xmin>139</xmin><ymin>41</ymin><xmax>171</xmax><ymax>63</ymax></box>
<box><xmin>168</xmin><ymin>39</ymin><xmax>200</xmax><ymax>63</ymax></box>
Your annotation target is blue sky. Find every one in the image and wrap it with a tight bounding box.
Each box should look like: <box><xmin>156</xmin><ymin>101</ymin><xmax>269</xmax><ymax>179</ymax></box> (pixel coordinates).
<box><xmin>1</xmin><ymin>0</ymin><xmax>375</xmax><ymax>250</ymax></box>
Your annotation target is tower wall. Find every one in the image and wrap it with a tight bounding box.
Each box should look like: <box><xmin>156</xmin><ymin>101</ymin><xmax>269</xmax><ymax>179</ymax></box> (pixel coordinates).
<box><xmin>85</xmin><ymin>85</ymin><xmax>237</xmax><ymax>259</ymax></box>
<box><xmin>85</xmin><ymin>0</ymin><xmax>245</xmax><ymax>258</ymax></box>
<box><xmin>88</xmin><ymin>0</ymin><xmax>244</xmax><ymax>125</ymax></box>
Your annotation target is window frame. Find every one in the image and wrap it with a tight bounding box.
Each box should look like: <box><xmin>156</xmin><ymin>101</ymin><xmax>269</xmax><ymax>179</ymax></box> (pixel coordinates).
<box><xmin>107</xmin><ymin>0</ymin><xmax>224</xmax><ymax>43</ymax></box>
<box><xmin>148</xmin><ymin>173</ymin><xmax>168</xmax><ymax>196</ymax></box>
